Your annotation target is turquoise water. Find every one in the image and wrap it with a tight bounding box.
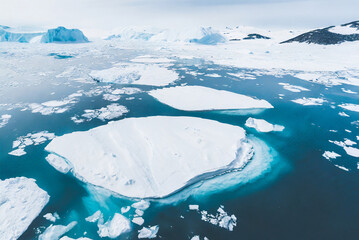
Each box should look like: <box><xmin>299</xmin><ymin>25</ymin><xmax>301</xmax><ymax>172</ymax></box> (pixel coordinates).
<box><xmin>1</xmin><ymin>60</ymin><xmax>359</xmax><ymax>239</ymax></box>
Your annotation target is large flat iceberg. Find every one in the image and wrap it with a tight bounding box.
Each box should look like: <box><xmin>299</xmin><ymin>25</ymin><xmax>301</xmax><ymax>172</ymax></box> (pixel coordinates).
<box><xmin>0</xmin><ymin>177</ymin><xmax>49</xmax><ymax>240</ymax></box>
<box><xmin>89</xmin><ymin>64</ymin><xmax>178</xmax><ymax>86</ymax></box>
<box><xmin>149</xmin><ymin>86</ymin><xmax>273</xmax><ymax>111</ymax></box>
<box><xmin>45</xmin><ymin>116</ymin><xmax>253</xmax><ymax>198</ymax></box>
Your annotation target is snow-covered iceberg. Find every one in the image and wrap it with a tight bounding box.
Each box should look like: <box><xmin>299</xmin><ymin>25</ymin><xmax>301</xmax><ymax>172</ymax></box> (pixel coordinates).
<box><xmin>45</xmin><ymin>116</ymin><xmax>253</xmax><ymax>198</ymax></box>
<box><xmin>41</xmin><ymin>27</ymin><xmax>89</xmax><ymax>43</ymax></box>
<box><xmin>0</xmin><ymin>25</ymin><xmax>43</xmax><ymax>43</ymax></box>
<box><xmin>89</xmin><ymin>64</ymin><xmax>179</xmax><ymax>86</ymax></box>
<box><xmin>0</xmin><ymin>177</ymin><xmax>49</xmax><ymax>240</ymax></box>
<box><xmin>189</xmin><ymin>27</ymin><xmax>226</xmax><ymax>45</ymax></box>
<box><xmin>149</xmin><ymin>86</ymin><xmax>273</xmax><ymax>111</ymax></box>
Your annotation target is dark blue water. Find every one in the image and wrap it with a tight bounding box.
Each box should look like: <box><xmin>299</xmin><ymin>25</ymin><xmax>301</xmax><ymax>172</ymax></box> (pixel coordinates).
<box><xmin>1</xmin><ymin>60</ymin><xmax>358</xmax><ymax>240</ymax></box>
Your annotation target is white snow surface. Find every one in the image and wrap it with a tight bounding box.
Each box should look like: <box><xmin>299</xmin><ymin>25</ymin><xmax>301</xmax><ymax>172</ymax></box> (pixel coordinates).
<box><xmin>245</xmin><ymin>118</ymin><xmax>284</xmax><ymax>132</ymax></box>
<box><xmin>45</xmin><ymin>116</ymin><xmax>253</xmax><ymax>198</ymax></box>
<box><xmin>149</xmin><ymin>86</ymin><xmax>273</xmax><ymax>111</ymax></box>
<box><xmin>89</xmin><ymin>64</ymin><xmax>178</xmax><ymax>86</ymax></box>
<box><xmin>0</xmin><ymin>177</ymin><xmax>49</xmax><ymax>240</ymax></box>
<box><xmin>329</xmin><ymin>25</ymin><xmax>359</xmax><ymax>35</ymax></box>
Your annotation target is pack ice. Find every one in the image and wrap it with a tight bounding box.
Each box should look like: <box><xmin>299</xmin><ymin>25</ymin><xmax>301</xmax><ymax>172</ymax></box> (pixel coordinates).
<box><xmin>149</xmin><ymin>86</ymin><xmax>273</xmax><ymax>111</ymax></box>
<box><xmin>0</xmin><ymin>177</ymin><xmax>49</xmax><ymax>240</ymax></box>
<box><xmin>45</xmin><ymin>116</ymin><xmax>253</xmax><ymax>198</ymax></box>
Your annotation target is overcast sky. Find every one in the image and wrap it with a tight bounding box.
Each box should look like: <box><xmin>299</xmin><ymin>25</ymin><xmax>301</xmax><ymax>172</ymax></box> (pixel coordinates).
<box><xmin>1</xmin><ymin>0</ymin><xmax>357</xmax><ymax>31</ymax></box>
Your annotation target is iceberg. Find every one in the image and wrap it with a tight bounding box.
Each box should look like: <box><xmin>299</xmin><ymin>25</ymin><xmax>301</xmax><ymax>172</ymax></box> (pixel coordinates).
<box><xmin>149</xmin><ymin>86</ymin><xmax>273</xmax><ymax>111</ymax></box>
<box><xmin>41</xmin><ymin>27</ymin><xmax>89</xmax><ymax>43</ymax></box>
<box><xmin>322</xmin><ymin>151</ymin><xmax>341</xmax><ymax>160</ymax></box>
<box><xmin>0</xmin><ymin>25</ymin><xmax>43</xmax><ymax>43</ymax></box>
<box><xmin>138</xmin><ymin>225</ymin><xmax>159</xmax><ymax>239</ymax></box>
<box><xmin>0</xmin><ymin>177</ymin><xmax>49</xmax><ymax>240</ymax></box>
<box><xmin>43</xmin><ymin>212</ymin><xmax>60</xmax><ymax>222</ymax></box>
<box><xmin>189</xmin><ymin>27</ymin><xmax>226</xmax><ymax>45</ymax></box>
<box><xmin>39</xmin><ymin>221</ymin><xmax>77</xmax><ymax>240</ymax></box>
<box><xmin>278</xmin><ymin>83</ymin><xmax>310</xmax><ymax>92</ymax></box>
<box><xmin>89</xmin><ymin>64</ymin><xmax>179</xmax><ymax>86</ymax></box>
<box><xmin>45</xmin><ymin>116</ymin><xmax>253</xmax><ymax>198</ymax></box>
<box><xmin>339</xmin><ymin>103</ymin><xmax>359</xmax><ymax>112</ymax></box>
<box><xmin>200</xmin><ymin>206</ymin><xmax>237</xmax><ymax>231</ymax></box>
<box><xmin>245</xmin><ymin>118</ymin><xmax>284</xmax><ymax>133</ymax></box>
<box><xmin>97</xmin><ymin>213</ymin><xmax>131</xmax><ymax>238</ymax></box>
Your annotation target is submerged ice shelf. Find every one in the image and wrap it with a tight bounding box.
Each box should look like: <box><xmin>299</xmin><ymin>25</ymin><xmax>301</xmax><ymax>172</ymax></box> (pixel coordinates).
<box><xmin>45</xmin><ymin>116</ymin><xmax>253</xmax><ymax>198</ymax></box>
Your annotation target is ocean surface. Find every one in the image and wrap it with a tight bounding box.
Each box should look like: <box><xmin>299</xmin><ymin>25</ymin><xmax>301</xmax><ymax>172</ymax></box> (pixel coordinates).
<box><xmin>1</xmin><ymin>56</ymin><xmax>359</xmax><ymax>239</ymax></box>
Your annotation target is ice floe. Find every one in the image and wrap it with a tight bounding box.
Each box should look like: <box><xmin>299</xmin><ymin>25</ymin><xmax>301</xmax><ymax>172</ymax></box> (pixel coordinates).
<box><xmin>97</xmin><ymin>213</ymin><xmax>131</xmax><ymax>238</ymax></box>
<box><xmin>330</xmin><ymin>140</ymin><xmax>359</xmax><ymax>158</ymax></box>
<box><xmin>138</xmin><ymin>225</ymin><xmax>159</xmax><ymax>239</ymax></box>
<box><xmin>131</xmin><ymin>55</ymin><xmax>174</xmax><ymax>63</ymax></box>
<box><xmin>339</xmin><ymin>103</ymin><xmax>359</xmax><ymax>112</ymax></box>
<box><xmin>189</xmin><ymin>205</ymin><xmax>200</xmax><ymax>211</ymax></box>
<box><xmin>9</xmin><ymin>131</ymin><xmax>55</xmax><ymax>157</ymax></box>
<box><xmin>245</xmin><ymin>118</ymin><xmax>284</xmax><ymax>133</ymax></box>
<box><xmin>292</xmin><ymin>97</ymin><xmax>326</xmax><ymax>106</ymax></box>
<box><xmin>132</xmin><ymin>217</ymin><xmax>145</xmax><ymax>226</ymax></box>
<box><xmin>132</xmin><ymin>200</ymin><xmax>150</xmax><ymax>210</ymax></box>
<box><xmin>0</xmin><ymin>114</ymin><xmax>11</xmax><ymax>128</ymax></box>
<box><xmin>71</xmin><ymin>103</ymin><xmax>128</xmax><ymax>123</ymax></box>
<box><xmin>339</xmin><ymin>112</ymin><xmax>350</xmax><ymax>117</ymax></box>
<box><xmin>149</xmin><ymin>86</ymin><xmax>273</xmax><ymax>111</ymax></box>
<box><xmin>89</xmin><ymin>64</ymin><xmax>178</xmax><ymax>86</ymax></box>
<box><xmin>0</xmin><ymin>177</ymin><xmax>49</xmax><ymax>240</ymax></box>
<box><xmin>278</xmin><ymin>83</ymin><xmax>310</xmax><ymax>92</ymax></box>
<box><xmin>60</xmin><ymin>237</ymin><xmax>92</xmax><ymax>240</ymax></box>
<box><xmin>322</xmin><ymin>151</ymin><xmax>341</xmax><ymax>160</ymax></box>
<box><xmin>86</xmin><ymin>210</ymin><xmax>102</xmax><ymax>223</ymax></box>
<box><xmin>39</xmin><ymin>221</ymin><xmax>77</xmax><ymax>240</ymax></box>
<box><xmin>43</xmin><ymin>212</ymin><xmax>60</xmax><ymax>222</ymax></box>
<box><xmin>45</xmin><ymin>116</ymin><xmax>253</xmax><ymax>198</ymax></box>
<box><xmin>341</xmin><ymin>88</ymin><xmax>357</xmax><ymax>94</ymax></box>
<box><xmin>199</xmin><ymin>206</ymin><xmax>237</xmax><ymax>231</ymax></box>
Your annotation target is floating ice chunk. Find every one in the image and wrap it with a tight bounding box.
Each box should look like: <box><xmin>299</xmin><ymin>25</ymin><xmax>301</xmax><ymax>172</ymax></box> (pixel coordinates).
<box><xmin>111</xmin><ymin>87</ymin><xmax>142</xmax><ymax>95</ymax></box>
<box><xmin>149</xmin><ymin>86</ymin><xmax>273</xmax><ymax>111</ymax></box>
<box><xmin>339</xmin><ymin>112</ymin><xmax>350</xmax><ymax>117</ymax></box>
<box><xmin>138</xmin><ymin>225</ymin><xmax>159</xmax><ymax>239</ymax></box>
<box><xmin>341</xmin><ymin>88</ymin><xmax>357</xmax><ymax>94</ymax></box>
<box><xmin>45</xmin><ymin>154</ymin><xmax>71</xmax><ymax>174</ymax></box>
<box><xmin>10</xmin><ymin>131</ymin><xmax>55</xmax><ymax>157</ymax></box>
<box><xmin>132</xmin><ymin>200</ymin><xmax>150</xmax><ymax>211</ymax></box>
<box><xmin>344</xmin><ymin>139</ymin><xmax>357</xmax><ymax>146</ymax></box>
<box><xmin>189</xmin><ymin>205</ymin><xmax>199</xmax><ymax>211</ymax></box>
<box><xmin>132</xmin><ymin>217</ymin><xmax>145</xmax><ymax>226</ymax></box>
<box><xmin>191</xmin><ymin>236</ymin><xmax>200</xmax><ymax>240</ymax></box>
<box><xmin>344</xmin><ymin>146</ymin><xmax>359</xmax><ymax>158</ymax></box>
<box><xmin>334</xmin><ymin>165</ymin><xmax>350</xmax><ymax>171</ymax></box>
<box><xmin>200</xmin><ymin>206</ymin><xmax>237</xmax><ymax>231</ymax></box>
<box><xmin>245</xmin><ymin>118</ymin><xmax>284</xmax><ymax>132</ymax></box>
<box><xmin>89</xmin><ymin>64</ymin><xmax>178</xmax><ymax>86</ymax></box>
<box><xmin>121</xmin><ymin>206</ymin><xmax>131</xmax><ymax>214</ymax></box>
<box><xmin>8</xmin><ymin>148</ymin><xmax>26</xmax><ymax>156</ymax></box>
<box><xmin>322</xmin><ymin>151</ymin><xmax>341</xmax><ymax>160</ymax></box>
<box><xmin>97</xmin><ymin>213</ymin><xmax>131</xmax><ymax>238</ymax></box>
<box><xmin>45</xmin><ymin>116</ymin><xmax>253</xmax><ymax>198</ymax></box>
<box><xmin>278</xmin><ymin>83</ymin><xmax>310</xmax><ymax>92</ymax></box>
<box><xmin>0</xmin><ymin>177</ymin><xmax>49</xmax><ymax>240</ymax></box>
<box><xmin>103</xmin><ymin>94</ymin><xmax>121</xmax><ymax>102</ymax></box>
<box><xmin>85</xmin><ymin>210</ymin><xmax>102</xmax><ymax>223</ymax></box>
<box><xmin>60</xmin><ymin>237</ymin><xmax>92</xmax><ymax>240</ymax></box>
<box><xmin>0</xmin><ymin>114</ymin><xmax>11</xmax><ymax>128</ymax></box>
<box><xmin>205</xmin><ymin>73</ymin><xmax>221</xmax><ymax>78</ymax></box>
<box><xmin>43</xmin><ymin>212</ymin><xmax>60</xmax><ymax>222</ymax></box>
<box><xmin>135</xmin><ymin>209</ymin><xmax>144</xmax><ymax>216</ymax></box>
<box><xmin>72</xmin><ymin>104</ymin><xmax>128</xmax><ymax>123</ymax></box>
<box><xmin>292</xmin><ymin>97</ymin><xmax>326</xmax><ymax>106</ymax></box>
<box><xmin>339</xmin><ymin>104</ymin><xmax>359</xmax><ymax>112</ymax></box>
<box><xmin>39</xmin><ymin>221</ymin><xmax>77</xmax><ymax>240</ymax></box>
